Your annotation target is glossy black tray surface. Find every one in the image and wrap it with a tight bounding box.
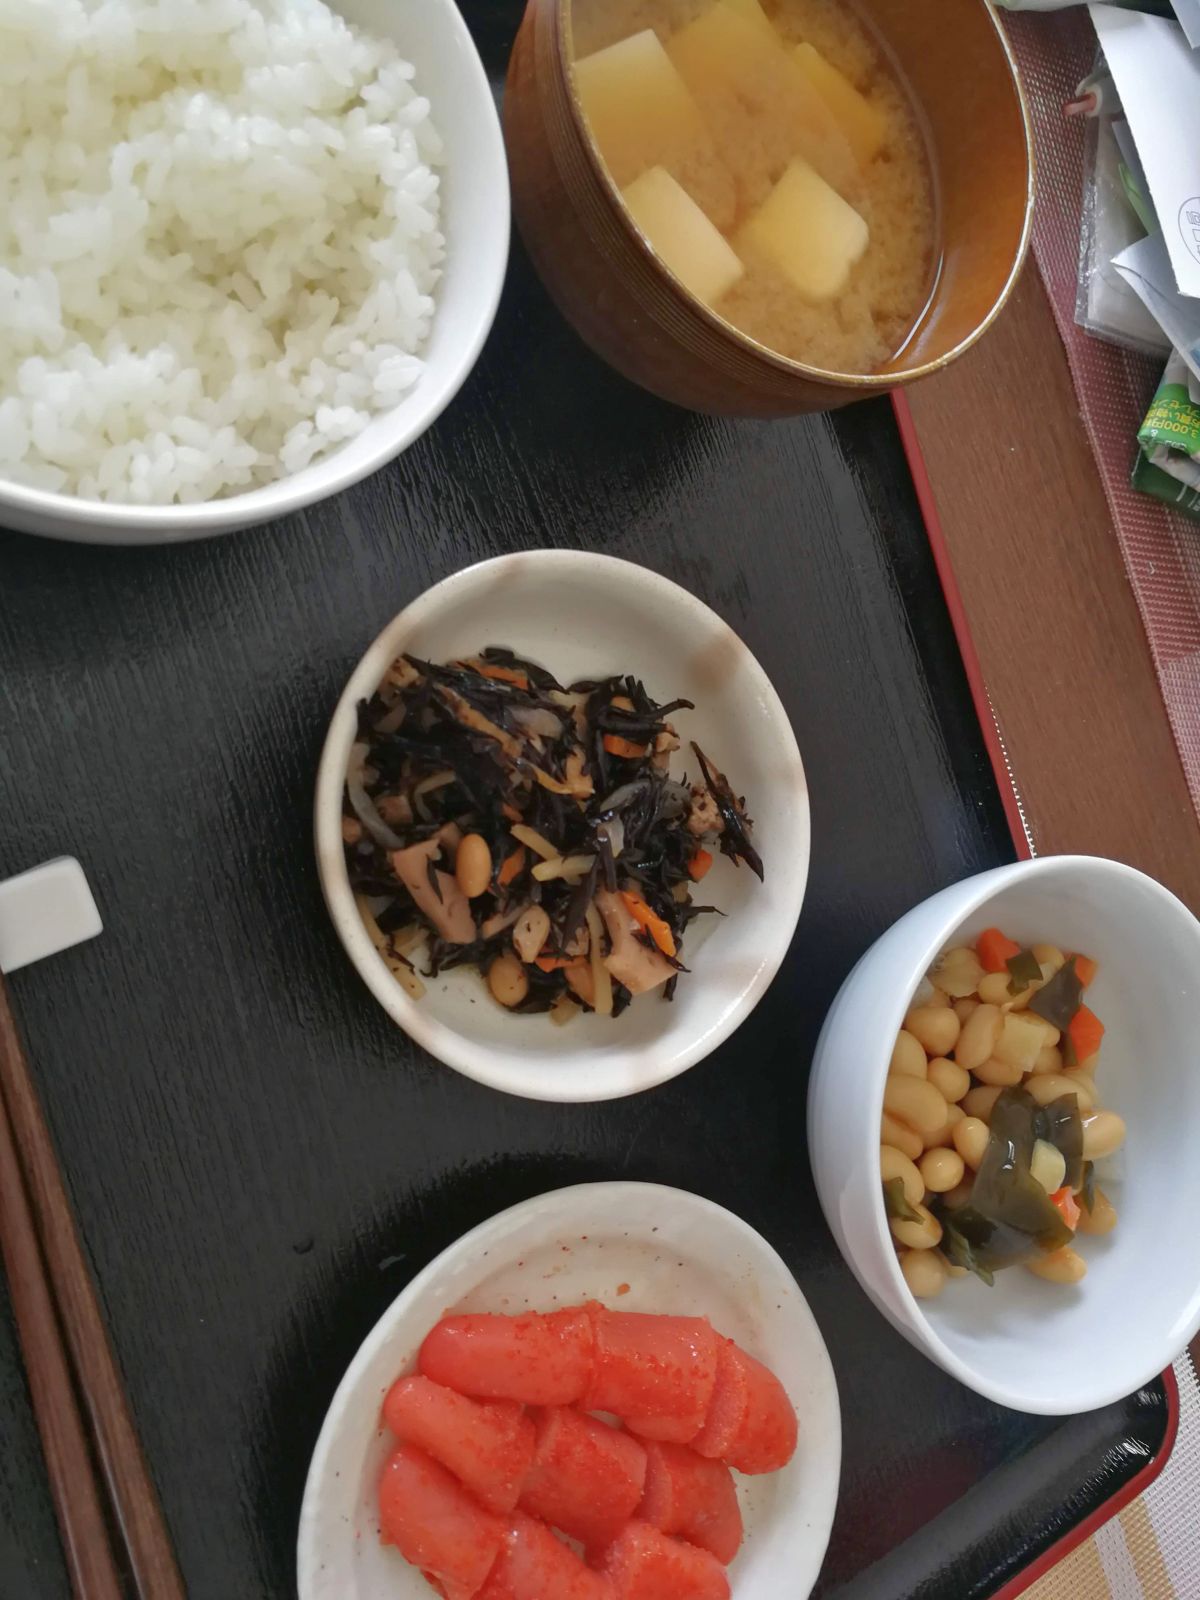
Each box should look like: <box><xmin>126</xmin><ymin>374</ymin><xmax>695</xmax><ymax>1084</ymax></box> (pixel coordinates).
<box><xmin>0</xmin><ymin>6</ymin><xmax>1167</xmax><ymax>1594</ymax></box>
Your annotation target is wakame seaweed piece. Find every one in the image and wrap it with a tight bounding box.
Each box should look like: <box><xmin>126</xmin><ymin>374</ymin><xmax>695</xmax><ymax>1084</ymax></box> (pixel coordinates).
<box><xmin>938</xmin><ymin>1202</ymin><xmax>1050</xmax><ymax>1278</ymax></box>
<box><xmin>964</xmin><ymin>1087</ymin><xmax>1075</xmax><ymax>1269</ymax></box>
<box><xmin>1006</xmin><ymin>948</ymin><xmax>1042</xmax><ymax>994</ymax></box>
<box><xmin>1081</xmin><ymin>1159</ymin><xmax>1097</xmax><ymax>1214</ymax></box>
<box><xmin>1034</xmin><ymin>1094</ymin><xmax>1084</xmax><ymax>1191</ymax></box>
<box><xmin>883</xmin><ymin>1178</ymin><xmax>922</xmax><ymax>1224</ymax></box>
<box><xmin>691</xmin><ymin>743</ymin><xmax>764</xmax><ymax>881</ymax></box>
<box><xmin>1029</xmin><ymin>955</ymin><xmax>1083</xmax><ymax>1030</ymax></box>
<box><xmin>940</xmin><ymin>1215</ymin><xmax>996</xmax><ymax>1287</ymax></box>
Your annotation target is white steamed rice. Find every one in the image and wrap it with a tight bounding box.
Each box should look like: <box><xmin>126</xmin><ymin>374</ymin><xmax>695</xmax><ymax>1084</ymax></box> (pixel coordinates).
<box><xmin>0</xmin><ymin>0</ymin><xmax>444</xmax><ymax>505</ymax></box>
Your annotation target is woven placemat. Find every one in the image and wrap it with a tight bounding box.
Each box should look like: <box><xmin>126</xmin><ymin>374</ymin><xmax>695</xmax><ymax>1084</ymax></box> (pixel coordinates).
<box><xmin>1022</xmin><ymin>1353</ymin><xmax>1200</xmax><ymax>1599</ymax></box>
<box><xmin>978</xmin><ymin>20</ymin><xmax>1200</xmax><ymax>1596</ymax></box>
<box><xmin>1005</xmin><ymin>11</ymin><xmax>1200</xmax><ymax>821</ymax></box>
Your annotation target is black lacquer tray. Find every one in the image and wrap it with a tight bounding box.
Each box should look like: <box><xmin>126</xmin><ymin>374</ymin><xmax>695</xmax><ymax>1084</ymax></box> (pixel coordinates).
<box><xmin>0</xmin><ymin>5</ymin><xmax>1170</xmax><ymax>1594</ymax></box>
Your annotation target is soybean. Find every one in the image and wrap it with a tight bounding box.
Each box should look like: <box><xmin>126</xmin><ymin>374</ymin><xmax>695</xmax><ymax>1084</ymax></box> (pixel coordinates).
<box><xmin>881</xmin><ymin>1112</ymin><xmax>923</xmax><ymax>1162</ymax></box>
<box><xmin>455</xmin><ymin>833</ymin><xmax>492</xmax><ymax>899</ymax></box>
<box><xmin>1026</xmin><ymin>1247</ymin><xmax>1087</xmax><ymax>1285</ymax></box>
<box><xmin>972</xmin><ymin>1056</ymin><xmax>1024</xmax><ymax>1087</ymax></box>
<box><xmin>1026</xmin><ymin>1073</ymin><xmax>1096</xmax><ymax>1111</ymax></box>
<box><xmin>883</xmin><ymin>1075</ymin><xmax>949</xmax><ymax>1137</ymax></box>
<box><xmin>890</xmin><ymin>1030</ymin><xmax>928</xmax><ymax>1080</ymax></box>
<box><xmin>1082</xmin><ymin>1110</ymin><xmax>1126</xmax><ymax>1160</ymax></box>
<box><xmin>934</xmin><ymin>946</ymin><xmax>986</xmax><ymax>999</ymax></box>
<box><xmin>928</xmin><ymin>1057</ymin><xmax>971</xmax><ymax>1103</ymax></box>
<box><xmin>1076</xmin><ymin>1186</ymin><xmax>1117</xmax><ymax>1236</ymax></box>
<box><xmin>976</xmin><ymin>971</ymin><xmax>1014</xmax><ymax>1008</ymax></box>
<box><xmin>952</xmin><ymin>1116</ymin><xmax>991</xmax><ymax>1170</ymax></box>
<box><xmin>901</xmin><ymin>1247</ymin><xmax>948</xmax><ymax>1299</ymax></box>
<box><xmin>1031</xmin><ymin>1044</ymin><xmax>1063</xmax><ymax>1075</ymax></box>
<box><xmin>906</xmin><ymin>1005</ymin><xmax>961</xmax><ymax>1058</ymax></box>
<box><xmin>1027</xmin><ymin>1016</ymin><xmax>1061</xmax><ymax>1047</ymax></box>
<box><xmin>919</xmin><ymin>1146</ymin><xmax>965</xmax><ymax>1194</ymax></box>
<box><xmin>890</xmin><ymin>1202</ymin><xmax>943</xmax><ymax>1251</ymax></box>
<box><xmin>487</xmin><ymin>953</ymin><xmax>529</xmax><ymax>1008</ymax></box>
<box><xmin>881</xmin><ymin>1144</ymin><xmax>924</xmax><ymax>1207</ymax></box>
<box><xmin>1031</xmin><ymin>942</ymin><xmax>1066</xmax><ymax>974</ymax></box>
<box><xmin>1064</xmin><ymin>1072</ymin><xmax>1098</xmax><ymax>1111</ymax></box>
<box><xmin>962</xmin><ymin>1084</ymin><xmax>1003</xmax><ymax>1122</ymax></box>
<box><xmin>955</xmin><ymin>1003</ymin><xmax>1003</xmax><ymax>1072</ymax></box>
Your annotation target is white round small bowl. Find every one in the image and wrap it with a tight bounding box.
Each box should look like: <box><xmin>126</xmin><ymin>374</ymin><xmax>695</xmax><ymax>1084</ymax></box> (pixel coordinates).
<box><xmin>0</xmin><ymin>0</ymin><xmax>509</xmax><ymax>546</ymax></box>
<box><xmin>315</xmin><ymin>550</ymin><xmax>810</xmax><ymax>1102</ymax></box>
<box><xmin>808</xmin><ymin>854</ymin><xmax>1200</xmax><ymax>1415</ymax></box>
<box><xmin>297</xmin><ymin>1182</ymin><xmax>841</xmax><ymax>1600</ymax></box>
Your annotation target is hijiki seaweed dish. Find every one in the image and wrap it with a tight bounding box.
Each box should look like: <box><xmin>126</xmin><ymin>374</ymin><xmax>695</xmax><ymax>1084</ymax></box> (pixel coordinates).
<box><xmin>343</xmin><ymin>648</ymin><xmax>762</xmax><ymax>1021</ymax></box>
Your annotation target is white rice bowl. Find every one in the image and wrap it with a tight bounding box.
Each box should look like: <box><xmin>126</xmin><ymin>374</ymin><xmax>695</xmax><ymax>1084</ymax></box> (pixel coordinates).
<box><xmin>0</xmin><ymin>0</ymin><xmax>445</xmax><ymax>505</ymax></box>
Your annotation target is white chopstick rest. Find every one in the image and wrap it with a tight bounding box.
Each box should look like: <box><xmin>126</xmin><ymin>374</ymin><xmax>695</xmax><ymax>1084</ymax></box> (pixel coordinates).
<box><xmin>0</xmin><ymin>858</ymin><xmax>103</xmax><ymax>974</ymax></box>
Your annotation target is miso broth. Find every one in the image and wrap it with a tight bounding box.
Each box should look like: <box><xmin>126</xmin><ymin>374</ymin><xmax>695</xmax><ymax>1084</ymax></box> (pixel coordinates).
<box><xmin>571</xmin><ymin>0</ymin><xmax>938</xmax><ymax>374</ymax></box>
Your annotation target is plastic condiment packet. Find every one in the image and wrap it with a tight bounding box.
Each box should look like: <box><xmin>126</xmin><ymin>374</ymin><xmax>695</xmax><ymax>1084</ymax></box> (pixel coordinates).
<box><xmin>1077</xmin><ymin>117</ymin><xmax>1171</xmax><ymax>353</ymax></box>
<box><xmin>1140</xmin><ymin>350</ymin><xmax>1200</xmax><ymax>472</ymax></box>
<box><xmin>1112</xmin><ymin>231</ymin><xmax>1200</xmax><ymax>381</ymax></box>
<box><xmin>1131</xmin><ymin>451</ymin><xmax>1200</xmax><ymax>517</ymax></box>
<box><xmin>998</xmin><ymin>0</ymin><xmax>1176</xmax><ymax>11</ymax></box>
<box><xmin>1171</xmin><ymin>0</ymin><xmax>1200</xmax><ymax>47</ymax></box>
<box><xmin>1091</xmin><ymin>5</ymin><xmax>1200</xmax><ymax>298</ymax></box>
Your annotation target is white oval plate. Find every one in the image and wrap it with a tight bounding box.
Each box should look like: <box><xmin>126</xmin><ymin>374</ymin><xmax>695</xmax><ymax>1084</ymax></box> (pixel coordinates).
<box><xmin>315</xmin><ymin>550</ymin><xmax>810</xmax><ymax>1103</ymax></box>
<box><xmin>297</xmin><ymin>1182</ymin><xmax>841</xmax><ymax>1600</ymax></box>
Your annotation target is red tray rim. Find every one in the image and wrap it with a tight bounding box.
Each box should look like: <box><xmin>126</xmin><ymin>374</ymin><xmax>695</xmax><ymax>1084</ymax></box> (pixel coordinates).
<box><xmin>890</xmin><ymin>389</ymin><xmax>1181</xmax><ymax>1594</ymax></box>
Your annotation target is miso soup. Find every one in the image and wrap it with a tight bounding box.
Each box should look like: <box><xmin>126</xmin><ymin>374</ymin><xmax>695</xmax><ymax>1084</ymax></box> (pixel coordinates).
<box><xmin>571</xmin><ymin>0</ymin><xmax>938</xmax><ymax>374</ymax></box>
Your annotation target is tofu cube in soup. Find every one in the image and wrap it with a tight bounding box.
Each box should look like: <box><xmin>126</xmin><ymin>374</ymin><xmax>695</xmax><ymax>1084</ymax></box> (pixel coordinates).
<box><xmin>667</xmin><ymin>2</ymin><xmax>858</xmax><ymax>204</ymax></box>
<box><xmin>793</xmin><ymin>42</ymin><xmax>887</xmax><ymax>167</ymax></box>
<box><xmin>622</xmin><ymin>167</ymin><xmax>745</xmax><ymax>307</ymax></box>
<box><xmin>736</xmin><ymin>159</ymin><xmax>869</xmax><ymax>303</ymax></box>
<box><xmin>722</xmin><ymin>0</ymin><xmax>778</xmax><ymax>37</ymax></box>
<box><xmin>574</xmin><ymin>30</ymin><xmax>736</xmax><ymax>228</ymax></box>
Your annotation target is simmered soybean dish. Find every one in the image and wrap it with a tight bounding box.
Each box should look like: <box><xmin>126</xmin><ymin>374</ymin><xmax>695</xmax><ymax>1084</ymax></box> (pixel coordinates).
<box><xmin>571</xmin><ymin>0</ymin><xmax>937</xmax><ymax>373</ymax></box>
<box><xmin>880</xmin><ymin>933</ymin><xmax>1125</xmax><ymax>1300</ymax></box>
<box><xmin>344</xmin><ymin>648</ymin><xmax>762</xmax><ymax>1023</ymax></box>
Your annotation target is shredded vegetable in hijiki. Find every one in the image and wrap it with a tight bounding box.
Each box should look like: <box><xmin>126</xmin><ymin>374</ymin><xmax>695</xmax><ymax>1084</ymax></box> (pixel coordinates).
<box><xmin>342</xmin><ymin>647</ymin><xmax>762</xmax><ymax>1022</ymax></box>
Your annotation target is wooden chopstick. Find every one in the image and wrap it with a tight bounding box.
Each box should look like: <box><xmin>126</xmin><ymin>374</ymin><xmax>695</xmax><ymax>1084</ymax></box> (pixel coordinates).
<box><xmin>0</xmin><ymin>1063</ymin><xmax>123</xmax><ymax>1599</ymax></box>
<box><xmin>0</xmin><ymin>977</ymin><xmax>186</xmax><ymax>1600</ymax></box>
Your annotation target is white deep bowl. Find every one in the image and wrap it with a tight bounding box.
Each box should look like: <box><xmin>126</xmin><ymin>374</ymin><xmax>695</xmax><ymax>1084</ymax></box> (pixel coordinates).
<box><xmin>0</xmin><ymin>0</ymin><xmax>509</xmax><ymax>546</ymax></box>
<box><xmin>314</xmin><ymin>550</ymin><xmax>810</xmax><ymax>1102</ymax></box>
<box><xmin>808</xmin><ymin>854</ymin><xmax>1200</xmax><ymax>1415</ymax></box>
